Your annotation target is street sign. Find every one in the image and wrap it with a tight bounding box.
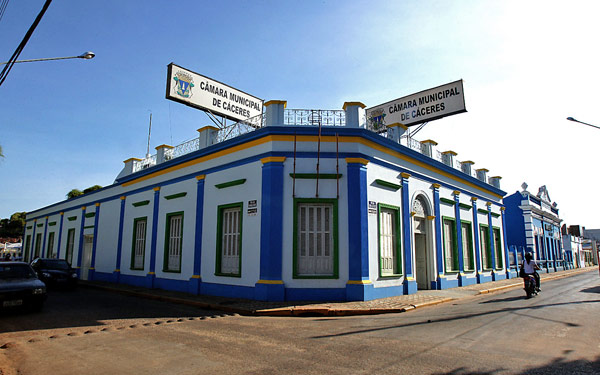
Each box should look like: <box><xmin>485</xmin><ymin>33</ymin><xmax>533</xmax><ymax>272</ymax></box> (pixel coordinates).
<box><xmin>166</xmin><ymin>63</ymin><xmax>263</xmax><ymax>123</ymax></box>
<box><xmin>366</xmin><ymin>80</ymin><xmax>466</xmax><ymax>128</ymax></box>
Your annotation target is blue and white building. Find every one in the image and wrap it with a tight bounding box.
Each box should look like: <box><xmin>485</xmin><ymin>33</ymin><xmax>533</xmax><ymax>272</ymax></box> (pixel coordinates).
<box><xmin>23</xmin><ymin>101</ymin><xmax>510</xmax><ymax>301</ymax></box>
<box><xmin>503</xmin><ymin>184</ymin><xmax>568</xmax><ymax>272</ymax></box>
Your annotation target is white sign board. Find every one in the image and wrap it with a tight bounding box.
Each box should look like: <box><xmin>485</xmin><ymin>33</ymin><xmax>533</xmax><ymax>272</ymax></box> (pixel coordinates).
<box><xmin>366</xmin><ymin>80</ymin><xmax>466</xmax><ymax>128</ymax></box>
<box><xmin>166</xmin><ymin>63</ymin><xmax>263</xmax><ymax>122</ymax></box>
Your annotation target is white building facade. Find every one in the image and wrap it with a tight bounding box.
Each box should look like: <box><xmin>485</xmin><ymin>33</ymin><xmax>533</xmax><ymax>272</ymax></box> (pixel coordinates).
<box><xmin>23</xmin><ymin>101</ymin><xmax>509</xmax><ymax>301</ymax></box>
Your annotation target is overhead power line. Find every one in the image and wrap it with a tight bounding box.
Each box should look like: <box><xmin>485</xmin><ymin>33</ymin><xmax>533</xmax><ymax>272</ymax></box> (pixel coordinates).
<box><xmin>0</xmin><ymin>0</ymin><xmax>53</xmax><ymax>87</ymax></box>
<box><xmin>0</xmin><ymin>0</ymin><xmax>11</xmax><ymax>24</ymax></box>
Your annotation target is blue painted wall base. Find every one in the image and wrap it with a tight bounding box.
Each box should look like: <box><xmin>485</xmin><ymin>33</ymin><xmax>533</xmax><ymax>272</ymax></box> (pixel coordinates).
<box><xmin>492</xmin><ymin>271</ymin><xmax>506</xmax><ymax>281</ymax></box>
<box><xmin>94</xmin><ymin>271</ymin><xmax>116</xmax><ymax>283</ymax></box>
<box><xmin>88</xmin><ymin>269</ymin><xmax>95</xmax><ymax>281</ymax></box>
<box><xmin>287</xmin><ymin>287</ymin><xmax>346</xmax><ymax>302</ymax></box>
<box><xmin>345</xmin><ymin>283</ymin><xmax>374</xmax><ymax>301</ymax></box>
<box><xmin>403</xmin><ymin>279</ymin><xmax>417</xmax><ymax>294</ymax></box>
<box><xmin>366</xmin><ymin>284</ymin><xmax>404</xmax><ymax>300</ymax></box>
<box><xmin>145</xmin><ymin>273</ymin><xmax>155</xmax><ymax>289</ymax></box>
<box><xmin>154</xmin><ymin>277</ymin><xmax>189</xmax><ymax>292</ymax></box>
<box><xmin>119</xmin><ymin>273</ymin><xmax>151</xmax><ymax>288</ymax></box>
<box><xmin>201</xmin><ymin>282</ymin><xmax>255</xmax><ymax>300</ymax></box>
<box><xmin>438</xmin><ymin>277</ymin><xmax>459</xmax><ymax>289</ymax></box>
<box><xmin>506</xmin><ymin>270</ymin><xmax>518</xmax><ymax>279</ymax></box>
<box><xmin>188</xmin><ymin>277</ymin><xmax>201</xmax><ymax>295</ymax></box>
<box><xmin>255</xmin><ymin>282</ymin><xmax>285</xmax><ymax>301</ymax></box>
<box><xmin>478</xmin><ymin>273</ymin><xmax>492</xmax><ymax>283</ymax></box>
<box><xmin>460</xmin><ymin>275</ymin><xmax>477</xmax><ymax>286</ymax></box>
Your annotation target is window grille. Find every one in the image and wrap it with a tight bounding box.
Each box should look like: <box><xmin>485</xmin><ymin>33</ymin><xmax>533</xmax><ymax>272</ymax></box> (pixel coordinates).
<box><xmin>133</xmin><ymin>219</ymin><xmax>146</xmax><ymax>269</ymax></box>
<box><xmin>220</xmin><ymin>207</ymin><xmax>241</xmax><ymax>275</ymax></box>
<box><xmin>379</xmin><ymin>208</ymin><xmax>398</xmax><ymax>275</ymax></box>
<box><xmin>297</xmin><ymin>203</ymin><xmax>333</xmax><ymax>276</ymax></box>
<box><xmin>166</xmin><ymin>214</ymin><xmax>183</xmax><ymax>272</ymax></box>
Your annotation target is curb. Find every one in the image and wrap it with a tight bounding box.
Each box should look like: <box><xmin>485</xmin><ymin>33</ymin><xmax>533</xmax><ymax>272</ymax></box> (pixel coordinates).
<box><xmin>80</xmin><ymin>268</ymin><xmax>595</xmax><ymax>317</ymax></box>
<box><xmin>80</xmin><ymin>282</ymin><xmax>254</xmax><ymax>316</ymax></box>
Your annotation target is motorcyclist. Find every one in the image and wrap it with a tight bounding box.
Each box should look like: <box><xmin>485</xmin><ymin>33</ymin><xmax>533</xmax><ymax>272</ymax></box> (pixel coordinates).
<box><xmin>521</xmin><ymin>252</ymin><xmax>541</xmax><ymax>292</ymax></box>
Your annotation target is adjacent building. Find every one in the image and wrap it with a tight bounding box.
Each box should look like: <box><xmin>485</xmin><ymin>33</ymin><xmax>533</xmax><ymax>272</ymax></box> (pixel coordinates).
<box><xmin>503</xmin><ymin>184</ymin><xmax>567</xmax><ymax>272</ymax></box>
<box><xmin>563</xmin><ymin>225</ymin><xmax>598</xmax><ymax>268</ymax></box>
<box><xmin>23</xmin><ymin>101</ymin><xmax>510</xmax><ymax>302</ymax></box>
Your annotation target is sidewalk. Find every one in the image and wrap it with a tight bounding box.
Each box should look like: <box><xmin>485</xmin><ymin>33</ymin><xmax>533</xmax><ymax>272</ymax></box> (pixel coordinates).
<box><xmin>80</xmin><ymin>267</ymin><xmax>596</xmax><ymax>317</ymax></box>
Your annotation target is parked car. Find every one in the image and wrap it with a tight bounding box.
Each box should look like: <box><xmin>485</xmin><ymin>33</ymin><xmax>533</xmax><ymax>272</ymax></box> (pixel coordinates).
<box><xmin>0</xmin><ymin>261</ymin><xmax>47</xmax><ymax>311</ymax></box>
<box><xmin>31</xmin><ymin>258</ymin><xmax>78</xmax><ymax>289</ymax></box>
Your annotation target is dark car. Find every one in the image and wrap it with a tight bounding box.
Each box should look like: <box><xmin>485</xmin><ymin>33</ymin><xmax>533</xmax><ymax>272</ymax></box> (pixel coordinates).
<box><xmin>31</xmin><ymin>258</ymin><xmax>78</xmax><ymax>289</ymax></box>
<box><xmin>0</xmin><ymin>262</ymin><xmax>47</xmax><ymax>311</ymax></box>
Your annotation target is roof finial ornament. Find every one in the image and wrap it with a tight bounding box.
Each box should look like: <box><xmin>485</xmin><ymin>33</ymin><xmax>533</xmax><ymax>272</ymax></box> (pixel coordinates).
<box><xmin>521</xmin><ymin>182</ymin><xmax>528</xmax><ymax>191</ymax></box>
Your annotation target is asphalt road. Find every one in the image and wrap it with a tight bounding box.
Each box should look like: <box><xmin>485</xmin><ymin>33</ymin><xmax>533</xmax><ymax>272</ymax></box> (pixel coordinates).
<box><xmin>1</xmin><ymin>272</ymin><xmax>599</xmax><ymax>375</ymax></box>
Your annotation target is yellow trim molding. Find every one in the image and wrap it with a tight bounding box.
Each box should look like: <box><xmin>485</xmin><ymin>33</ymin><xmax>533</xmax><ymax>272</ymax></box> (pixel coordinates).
<box><xmin>342</xmin><ymin>101</ymin><xmax>366</xmax><ymax>110</ymax></box>
<box><xmin>155</xmin><ymin>144</ymin><xmax>174</xmax><ymax>150</ymax></box>
<box><xmin>114</xmin><ymin>269</ymin><xmax>120</xmax><ymax>273</ymax></box>
<box><xmin>453</xmin><ymin>190</ymin><xmax>461</xmax><ymax>196</ymax></box>
<box><xmin>261</xmin><ymin>156</ymin><xmax>286</xmax><ymax>164</ymax></box>
<box><xmin>471</xmin><ymin>197</ymin><xmax>478</xmax><ymax>202</ymax></box>
<box><xmin>257</xmin><ymin>279</ymin><xmax>284</xmax><ymax>284</ymax></box>
<box><xmin>386</xmin><ymin>122</ymin><xmax>409</xmax><ymax>130</ymax></box>
<box><xmin>441</xmin><ymin>150</ymin><xmax>457</xmax><ymax>156</ymax></box>
<box><xmin>427</xmin><ymin>215</ymin><xmax>436</xmax><ymax>221</ymax></box>
<box><xmin>196</xmin><ymin>175</ymin><xmax>206</xmax><ymax>180</ymax></box>
<box><xmin>476</xmin><ymin>168</ymin><xmax>489</xmax><ymax>172</ymax></box>
<box><xmin>345</xmin><ymin>157</ymin><xmax>369</xmax><ymax>165</ymax></box>
<box><xmin>153</xmin><ymin>187</ymin><xmax>160</xmax><ymax>191</ymax></box>
<box><xmin>197</xmin><ymin>125</ymin><xmax>219</xmax><ymax>132</ymax></box>
<box><xmin>500</xmin><ymin>207</ymin><xmax>506</xmax><ymax>211</ymax></box>
<box><xmin>147</xmin><ymin>272</ymin><xmax>156</xmax><ymax>275</ymax></box>
<box><xmin>120</xmin><ymin>196</ymin><xmax>126</xmax><ymax>200</ymax></box>
<box><xmin>123</xmin><ymin>157</ymin><xmax>142</xmax><ymax>163</ymax></box>
<box><xmin>120</xmin><ymin>133</ymin><xmax>504</xmax><ymax>198</ymax></box>
<box><xmin>462</xmin><ymin>160</ymin><xmax>475</xmax><ymax>165</ymax></box>
<box><xmin>190</xmin><ymin>275</ymin><xmax>202</xmax><ymax>279</ymax></box>
<box><xmin>421</xmin><ymin>139</ymin><xmax>438</xmax><ymax>145</ymax></box>
<box><xmin>95</xmin><ymin>203</ymin><xmax>100</xmax><ymax>207</ymax></box>
<box><xmin>346</xmin><ymin>279</ymin><xmax>372</xmax><ymax>285</ymax></box>
<box><xmin>432</xmin><ymin>183</ymin><xmax>441</xmax><ymax>189</ymax></box>
<box><xmin>400</xmin><ymin>172</ymin><xmax>411</xmax><ymax>179</ymax></box>
<box><xmin>264</xmin><ymin>100</ymin><xmax>287</xmax><ymax>108</ymax></box>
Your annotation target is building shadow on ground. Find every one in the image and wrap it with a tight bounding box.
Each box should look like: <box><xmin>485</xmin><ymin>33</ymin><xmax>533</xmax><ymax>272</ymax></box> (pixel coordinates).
<box><xmin>0</xmin><ymin>288</ymin><xmax>227</xmax><ymax>333</ymax></box>
<box><xmin>433</xmin><ymin>355</ymin><xmax>600</xmax><ymax>374</ymax></box>
<box><xmin>580</xmin><ymin>286</ymin><xmax>600</xmax><ymax>294</ymax></box>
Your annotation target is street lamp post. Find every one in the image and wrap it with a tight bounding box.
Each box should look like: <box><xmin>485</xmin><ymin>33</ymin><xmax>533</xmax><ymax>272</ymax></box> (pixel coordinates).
<box><xmin>0</xmin><ymin>51</ymin><xmax>95</xmax><ymax>65</ymax></box>
<box><xmin>566</xmin><ymin>116</ymin><xmax>600</xmax><ymax>130</ymax></box>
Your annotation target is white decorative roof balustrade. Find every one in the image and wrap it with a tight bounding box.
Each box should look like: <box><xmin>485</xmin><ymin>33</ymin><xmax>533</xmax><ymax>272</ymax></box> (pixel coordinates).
<box><xmin>283</xmin><ymin>109</ymin><xmax>346</xmax><ymax>127</ymax></box>
<box><xmin>126</xmin><ymin>107</ymin><xmax>500</xmax><ymax>189</ymax></box>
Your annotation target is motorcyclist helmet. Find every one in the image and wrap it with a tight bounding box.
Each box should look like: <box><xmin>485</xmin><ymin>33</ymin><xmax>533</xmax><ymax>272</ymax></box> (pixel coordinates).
<box><xmin>525</xmin><ymin>252</ymin><xmax>532</xmax><ymax>261</ymax></box>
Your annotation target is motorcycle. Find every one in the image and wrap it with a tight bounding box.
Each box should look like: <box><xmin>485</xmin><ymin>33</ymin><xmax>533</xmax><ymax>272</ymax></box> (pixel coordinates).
<box><xmin>523</xmin><ymin>274</ymin><xmax>537</xmax><ymax>299</ymax></box>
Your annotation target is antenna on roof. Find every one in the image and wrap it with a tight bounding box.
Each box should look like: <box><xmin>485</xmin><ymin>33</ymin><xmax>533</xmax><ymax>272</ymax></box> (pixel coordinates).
<box><xmin>146</xmin><ymin>112</ymin><xmax>152</xmax><ymax>158</ymax></box>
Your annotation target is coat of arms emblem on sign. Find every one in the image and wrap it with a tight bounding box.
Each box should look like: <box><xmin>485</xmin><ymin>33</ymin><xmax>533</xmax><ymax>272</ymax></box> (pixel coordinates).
<box><xmin>173</xmin><ymin>71</ymin><xmax>194</xmax><ymax>98</ymax></box>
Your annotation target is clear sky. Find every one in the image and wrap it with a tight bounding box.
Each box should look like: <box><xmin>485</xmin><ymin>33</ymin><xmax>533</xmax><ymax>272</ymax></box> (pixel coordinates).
<box><xmin>1</xmin><ymin>0</ymin><xmax>600</xmax><ymax>228</ymax></box>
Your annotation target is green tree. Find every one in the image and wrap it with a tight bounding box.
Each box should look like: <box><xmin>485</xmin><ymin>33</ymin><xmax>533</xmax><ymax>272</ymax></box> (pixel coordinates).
<box><xmin>67</xmin><ymin>189</ymin><xmax>83</xmax><ymax>199</ymax></box>
<box><xmin>83</xmin><ymin>185</ymin><xmax>103</xmax><ymax>194</ymax></box>
<box><xmin>0</xmin><ymin>212</ymin><xmax>26</xmax><ymax>237</ymax></box>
